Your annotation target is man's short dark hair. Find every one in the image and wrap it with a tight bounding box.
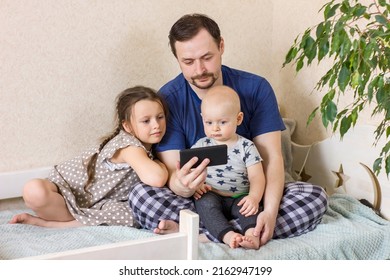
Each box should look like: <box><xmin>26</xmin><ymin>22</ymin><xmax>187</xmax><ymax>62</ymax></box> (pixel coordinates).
<box><xmin>168</xmin><ymin>13</ymin><xmax>222</xmax><ymax>57</ymax></box>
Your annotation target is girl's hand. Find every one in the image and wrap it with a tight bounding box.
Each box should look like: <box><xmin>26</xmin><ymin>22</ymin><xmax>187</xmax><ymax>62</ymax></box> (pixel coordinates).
<box><xmin>237</xmin><ymin>195</ymin><xmax>259</xmax><ymax>217</ymax></box>
<box><xmin>193</xmin><ymin>183</ymin><xmax>212</xmax><ymax>200</ymax></box>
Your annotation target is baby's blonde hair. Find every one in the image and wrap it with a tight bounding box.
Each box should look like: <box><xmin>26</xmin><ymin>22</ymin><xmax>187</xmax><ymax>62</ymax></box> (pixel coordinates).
<box><xmin>201</xmin><ymin>85</ymin><xmax>241</xmax><ymax>114</ymax></box>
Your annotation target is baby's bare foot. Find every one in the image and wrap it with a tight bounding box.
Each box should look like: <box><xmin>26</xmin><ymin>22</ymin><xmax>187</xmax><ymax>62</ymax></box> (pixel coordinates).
<box><xmin>239</xmin><ymin>235</ymin><xmax>260</xmax><ymax>250</ymax></box>
<box><xmin>223</xmin><ymin>231</ymin><xmax>244</xmax><ymax>248</ymax></box>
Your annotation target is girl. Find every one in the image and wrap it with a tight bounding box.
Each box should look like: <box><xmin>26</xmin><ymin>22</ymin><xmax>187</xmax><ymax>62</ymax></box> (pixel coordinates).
<box><xmin>10</xmin><ymin>86</ymin><xmax>168</xmax><ymax>228</ymax></box>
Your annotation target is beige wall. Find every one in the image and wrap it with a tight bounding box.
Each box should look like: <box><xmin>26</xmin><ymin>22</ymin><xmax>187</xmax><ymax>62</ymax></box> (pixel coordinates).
<box><xmin>0</xmin><ymin>0</ymin><xmax>375</xmax><ymax>173</ymax></box>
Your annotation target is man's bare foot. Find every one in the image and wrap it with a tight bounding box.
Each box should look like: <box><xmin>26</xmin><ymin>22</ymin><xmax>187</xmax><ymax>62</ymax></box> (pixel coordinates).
<box><xmin>9</xmin><ymin>213</ymin><xmax>46</xmax><ymax>226</ymax></box>
<box><xmin>153</xmin><ymin>220</ymin><xmax>179</xmax><ymax>234</ymax></box>
<box><xmin>223</xmin><ymin>231</ymin><xmax>243</xmax><ymax>248</ymax></box>
<box><xmin>198</xmin><ymin>233</ymin><xmax>211</xmax><ymax>243</ymax></box>
<box><xmin>239</xmin><ymin>235</ymin><xmax>260</xmax><ymax>250</ymax></box>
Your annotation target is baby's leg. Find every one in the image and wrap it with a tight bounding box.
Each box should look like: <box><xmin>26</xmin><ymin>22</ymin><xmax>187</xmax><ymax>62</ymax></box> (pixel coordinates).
<box><xmin>222</xmin><ymin>231</ymin><xmax>244</xmax><ymax>249</ymax></box>
<box><xmin>22</xmin><ymin>178</ymin><xmax>74</xmax><ymax>221</ymax></box>
<box><xmin>239</xmin><ymin>228</ymin><xmax>260</xmax><ymax>250</ymax></box>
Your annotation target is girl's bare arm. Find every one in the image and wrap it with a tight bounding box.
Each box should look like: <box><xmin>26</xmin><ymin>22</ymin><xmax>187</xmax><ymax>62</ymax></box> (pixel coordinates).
<box><xmin>118</xmin><ymin>146</ymin><xmax>168</xmax><ymax>187</ymax></box>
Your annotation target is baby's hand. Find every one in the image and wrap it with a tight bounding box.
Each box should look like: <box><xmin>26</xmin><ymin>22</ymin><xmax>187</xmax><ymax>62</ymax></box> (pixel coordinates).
<box><xmin>237</xmin><ymin>195</ymin><xmax>259</xmax><ymax>217</ymax></box>
<box><xmin>193</xmin><ymin>183</ymin><xmax>212</xmax><ymax>200</ymax></box>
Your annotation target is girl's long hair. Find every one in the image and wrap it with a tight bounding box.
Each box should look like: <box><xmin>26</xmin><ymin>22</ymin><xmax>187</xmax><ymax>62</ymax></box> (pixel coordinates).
<box><xmin>84</xmin><ymin>86</ymin><xmax>167</xmax><ymax>192</ymax></box>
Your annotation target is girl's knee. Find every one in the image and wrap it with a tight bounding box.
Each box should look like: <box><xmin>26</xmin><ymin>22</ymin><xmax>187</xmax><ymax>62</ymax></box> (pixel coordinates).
<box><xmin>23</xmin><ymin>179</ymin><xmax>52</xmax><ymax>208</ymax></box>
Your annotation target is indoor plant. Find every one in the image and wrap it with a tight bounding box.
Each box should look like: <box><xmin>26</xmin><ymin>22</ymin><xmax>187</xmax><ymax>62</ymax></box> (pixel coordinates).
<box><xmin>283</xmin><ymin>0</ymin><xmax>389</xmax><ymax>175</ymax></box>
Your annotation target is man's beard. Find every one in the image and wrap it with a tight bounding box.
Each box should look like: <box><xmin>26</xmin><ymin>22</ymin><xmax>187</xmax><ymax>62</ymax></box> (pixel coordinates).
<box><xmin>191</xmin><ymin>72</ymin><xmax>217</xmax><ymax>90</ymax></box>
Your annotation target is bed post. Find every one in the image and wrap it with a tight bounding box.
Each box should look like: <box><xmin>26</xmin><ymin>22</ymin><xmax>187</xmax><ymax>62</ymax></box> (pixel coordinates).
<box><xmin>179</xmin><ymin>209</ymin><xmax>199</xmax><ymax>260</ymax></box>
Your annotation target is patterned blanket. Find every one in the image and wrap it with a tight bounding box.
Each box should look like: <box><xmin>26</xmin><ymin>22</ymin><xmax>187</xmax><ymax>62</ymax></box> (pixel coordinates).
<box><xmin>1</xmin><ymin>193</ymin><xmax>389</xmax><ymax>260</ymax></box>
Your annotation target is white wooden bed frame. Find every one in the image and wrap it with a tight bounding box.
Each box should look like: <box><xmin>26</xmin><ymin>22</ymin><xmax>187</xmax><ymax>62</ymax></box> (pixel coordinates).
<box><xmin>1</xmin><ymin>124</ymin><xmax>389</xmax><ymax>259</ymax></box>
<box><xmin>0</xmin><ymin>171</ymin><xmax>200</xmax><ymax>260</ymax></box>
<box><xmin>21</xmin><ymin>209</ymin><xmax>199</xmax><ymax>260</ymax></box>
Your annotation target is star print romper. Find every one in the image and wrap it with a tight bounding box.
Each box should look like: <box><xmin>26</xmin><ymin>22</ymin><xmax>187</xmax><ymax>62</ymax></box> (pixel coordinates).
<box><xmin>48</xmin><ymin>130</ymin><xmax>148</xmax><ymax>227</ymax></box>
<box><xmin>193</xmin><ymin>136</ymin><xmax>263</xmax><ymax>241</ymax></box>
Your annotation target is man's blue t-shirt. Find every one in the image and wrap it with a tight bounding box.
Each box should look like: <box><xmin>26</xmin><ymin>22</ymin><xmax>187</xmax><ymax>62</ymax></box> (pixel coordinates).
<box><xmin>156</xmin><ymin>65</ymin><xmax>285</xmax><ymax>152</ymax></box>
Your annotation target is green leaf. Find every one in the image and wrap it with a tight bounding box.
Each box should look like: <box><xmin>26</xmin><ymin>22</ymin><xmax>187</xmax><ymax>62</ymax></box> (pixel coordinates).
<box><xmin>375</xmin><ymin>15</ymin><xmax>388</xmax><ymax>25</ymax></box>
<box><xmin>316</xmin><ymin>22</ymin><xmax>325</xmax><ymax>38</ymax></box>
<box><xmin>376</xmin><ymin>87</ymin><xmax>385</xmax><ymax>104</ymax></box>
<box><xmin>340</xmin><ymin>1</ymin><xmax>351</xmax><ymax>14</ymax></box>
<box><xmin>331</xmin><ymin>30</ymin><xmax>342</xmax><ymax>55</ymax></box>
<box><xmin>332</xmin><ymin>118</ymin><xmax>340</xmax><ymax>133</ymax></box>
<box><xmin>299</xmin><ymin>29</ymin><xmax>311</xmax><ymax>49</ymax></box>
<box><xmin>327</xmin><ymin>88</ymin><xmax>336</xmax><ymax>100</ymax></box>
<box><xmin>296</xmin><ymin>57</ymin><xmax>304</xmax><ymax>71</ymax></box>
<box><xmin>324</xmin><ymin>3</ymin><xmax>340</xmax><ymax>20</ymax></box>
<box><xmin>304</xmin><ymin>36</ymin><xmax>317</xmax><ymax>64</ymax></box>
<box><xmin>321</xmin><ymin>112</ymin><xmax>329</xmax><ymax>128</ymax></box>
<box><xmin>351</xmin><ymin>71</ymin><xmax>361</xmax><ymax>88</ymax></box>
<box><xmin>373</xmin><ymin>157</ymin><xmax>382</xmax><ymax>175</ymax></box>
<box><xmin>325</xmin><ymin>100</ymin><xmax>338</xmax><ymax>122</ymax></box>
<box><xmin>329</xmin><ymin>72</ymin><xmax>337</xmax><ymax>87</ymax></box>
<box><xmin>283</xmin><ymin>46</ymin><xmax>298</xmax><ymax>66</ymax></box>
<box><xmin>340</xmin><ymin>116</ymin><xmax>352</xmax><ymax>137</ymax></box>
<box><xmin>307</xmin><ymin>107</ymin><xmax>319</xmax><ymax>126</ymax></box>
<box><xmin>368</xmin><ymin>76</ymin><xmax>380</xmax><ymax>101</ymax></box>
<box><xmin>318</xmin><ymin>38</ymin><xmax>330</xmax><ymax>61</ymax></box>
<box><xmin>338</xmin><ymin>65</ymin><xmax>351</xmax><ymax>92</ymax></box>
<box><xmin>363</xmin><ymin>41</ymin><xmax>375</xmax><ymax>61</ymax></box>
<box><xmin>386</xmin><ymin>155</ymin><xmax>390</xmax><ymax>176</ymax></box>
<box><xmin>353</xmin><ymin>6</ymin><xmax>366</xmax><ymax>17</ymax></box>
<box><xmin>349</xmin><ymin>27</ymin><xmax>356</xmax><ymax>37</ymax></box>
<box><xmin>340</xmin><ymin>36</ymin><xmax>352</xmax><ymax>59</ymax></box>
<box><xmin>381</xmin><ymin>141</ymin><xmax>390</xmax><ymax>154</ymax></box>
<box><xmin>351</xmin><ymin>108</ymin><xmax>358</xmax><ymax>125</ymax></box>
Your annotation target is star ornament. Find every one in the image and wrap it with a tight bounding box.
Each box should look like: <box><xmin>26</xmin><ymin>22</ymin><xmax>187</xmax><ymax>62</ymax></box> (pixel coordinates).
<box><xmin>299</xmin><ymin>168</ymin><xmax>312</xmax><ymax>182</ymax></box>
<box><xmin>332</xmin><ymin>164</ymin><xmax>349</xmax><ymax>191</ymax></box>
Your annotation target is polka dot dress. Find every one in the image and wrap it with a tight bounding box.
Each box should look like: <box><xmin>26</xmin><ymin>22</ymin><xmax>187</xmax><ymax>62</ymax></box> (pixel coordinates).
<box><xmin>48</xmin><ymin>130</ymin><xmax>151</xmax><ymax>227</ymax></box>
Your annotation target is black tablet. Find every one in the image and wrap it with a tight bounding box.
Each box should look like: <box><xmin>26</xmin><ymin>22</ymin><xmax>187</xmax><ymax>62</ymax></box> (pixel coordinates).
<box><xmin>180</xmin><ymin>144</ymin><xmax>228</xmax><ymax>168</ymax></box>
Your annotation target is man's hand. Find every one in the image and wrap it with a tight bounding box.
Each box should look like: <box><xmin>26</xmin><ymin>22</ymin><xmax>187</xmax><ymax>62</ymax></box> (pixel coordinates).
<box><xmin>253</xmin><ymin>210</ymin><xmax>276</xmax><ymax>246</ymax></box>
<box><xmin>173</xmin><ymin>157</ymin><xmax>210</xmax><ymax>197</ymax></box>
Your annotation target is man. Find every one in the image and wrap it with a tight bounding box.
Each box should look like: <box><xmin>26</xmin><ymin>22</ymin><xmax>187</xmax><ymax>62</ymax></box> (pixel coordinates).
<box><xmin>129</xmin><ymin>13</ymin><xmax>327</xmax><ymax>246</ymax></box>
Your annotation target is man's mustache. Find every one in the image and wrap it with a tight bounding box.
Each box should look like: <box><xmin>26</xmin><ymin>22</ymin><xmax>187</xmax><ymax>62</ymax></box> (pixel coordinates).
<box><xmin>192</xmin><ymin>72</ymin><xmax>214</xmax><ymax>80</ymax></box>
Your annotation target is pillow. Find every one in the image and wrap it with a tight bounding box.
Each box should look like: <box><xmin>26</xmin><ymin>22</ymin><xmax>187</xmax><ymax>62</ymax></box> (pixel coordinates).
<box><xmin>281</xmin><ymin>118</ymin><xmax>300</xmax><ymax>183</ymax></box>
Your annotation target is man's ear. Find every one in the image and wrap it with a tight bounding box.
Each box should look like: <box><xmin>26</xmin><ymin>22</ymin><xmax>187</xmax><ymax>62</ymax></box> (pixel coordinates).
<box><xmin>237</xmin><ymin>112</ymin><xmax>244</xmax><ymax>125</ymax></box>
<box><xmin>219</xmin><ymin>37</ymin><xmax>225</xmax><ymax>55</ymax></box>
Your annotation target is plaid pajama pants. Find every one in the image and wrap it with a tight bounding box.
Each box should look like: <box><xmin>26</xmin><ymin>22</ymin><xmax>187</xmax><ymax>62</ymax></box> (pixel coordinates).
<box><xmin>128</xmin><ymin>181</ymin><xmax>328</xmax><ymax>241</ymax></box>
